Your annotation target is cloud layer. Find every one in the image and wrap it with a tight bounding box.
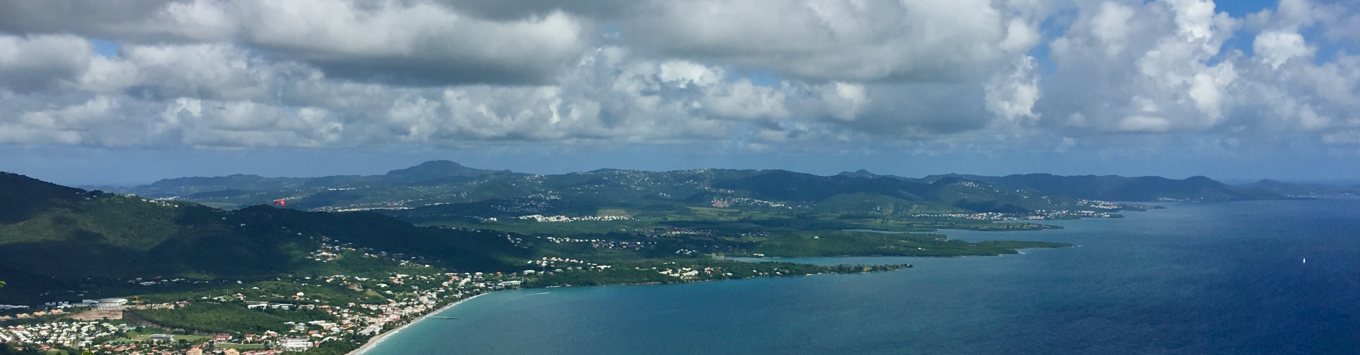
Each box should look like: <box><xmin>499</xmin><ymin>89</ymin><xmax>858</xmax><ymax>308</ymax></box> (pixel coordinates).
<box><xmin>0</xmin><ymin>0</ymin><xmax>1357</xmax><ymax>153</ymax></box>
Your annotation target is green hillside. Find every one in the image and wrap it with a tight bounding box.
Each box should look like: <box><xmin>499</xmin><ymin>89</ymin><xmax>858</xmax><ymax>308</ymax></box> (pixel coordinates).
<box><xmin>0</xmin><ymin>173</ymin><xmax>526</xmax><ymax>304</ymax></box>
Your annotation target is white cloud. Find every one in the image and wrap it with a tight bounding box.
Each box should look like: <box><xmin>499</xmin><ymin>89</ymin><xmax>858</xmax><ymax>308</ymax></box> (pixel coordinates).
<box><xmin>1</xmin><ymin>0</ymin><xmax>591</xmax><ymax>85</ymax></box>
<box><xmin>1119</xmin><ymin>115</ymin><xmax>1171</xmax><ymax>132</ymax></box>
<box><xmin>820</xmin><ymin>82</ymin><xmax>868</xmax><ymax>121</ymax></box>
<box><xmin>0</xmin><ymin>35</ymin><xmax>90</xmax><ymax>92</ymax></box>
<box><xmin>1254</xmin><ymin>30</ymin><xmax>1313</xmax><ymax>69</ymax></box>
<box><xmin>1089</xmin><ymin>2</ymin><xmax>1137</xmax><ymax>57</ymax></box>
<box><xmin>0</xmin><ymin>0</ymin><xmax>1357</xmax><ymax>152</ymax></box>
<box><xmin>999</xmin><ymin>18</ymin><xmax>1042</xmax><ymax>53</ymax></box>
<box><xmin>986</xmin><ymin>56</ymin><xmax>1041</xmax><ymax>123</ymax></box>
<box><xmin>620</xmin><ymin>0</ymin><xmax>1010</xmax><ymax>82</ymax></box>
<box><xmin>657</xmin><ymin>61</ymin><xmax>723</xmax><ymax>88</ymax></box>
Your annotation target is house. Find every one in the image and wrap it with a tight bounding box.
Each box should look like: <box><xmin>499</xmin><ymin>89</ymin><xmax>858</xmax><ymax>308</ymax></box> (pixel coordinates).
<box><xmin>149</xmin><ymin>334</ymin><xmax>174</xmax><ymax>342</ymax></box>
<box><xmin>222</xmin><ymin>348</ymin><xmax>240</xmax><ymax>355</ymax></box>
<box><xmin>186</xmin><ymin>348</ymin><xmax>203</xmax><ymax>355</ymax></box>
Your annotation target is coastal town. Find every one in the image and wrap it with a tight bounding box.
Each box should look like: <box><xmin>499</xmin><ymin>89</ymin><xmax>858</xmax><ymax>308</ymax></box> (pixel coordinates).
<box><xmin>0</xmin><ymin>271</ymin><xmax>500</xmax><ymax>355</ymax></box>
<box><xmin>0</xmin><ymin>242</ymin><xmax>522</xmax><ymax>355</ymax></box>
<box><xmin>910</xmin><ymin>200</ymin><xmax>1136</xmax><ymax>221</ymax></box>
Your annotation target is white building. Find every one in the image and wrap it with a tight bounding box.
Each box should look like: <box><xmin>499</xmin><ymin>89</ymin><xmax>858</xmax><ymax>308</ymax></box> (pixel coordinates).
<box><xmin>94</xmin><ymin>298</ymin><xmax>128</xmax><ymax>311</ymax></box>
<box><xmin>280</xmin><ymin>338</ymin><xmax>313</xmax><ymax>351</ymax></box>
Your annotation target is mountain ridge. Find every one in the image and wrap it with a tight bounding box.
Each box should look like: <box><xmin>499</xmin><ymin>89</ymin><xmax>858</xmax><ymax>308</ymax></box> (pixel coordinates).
<box><xmin>96</xmin><ymin>162</ymin><xmax>1288</xmax><ymax>214</ymax></box>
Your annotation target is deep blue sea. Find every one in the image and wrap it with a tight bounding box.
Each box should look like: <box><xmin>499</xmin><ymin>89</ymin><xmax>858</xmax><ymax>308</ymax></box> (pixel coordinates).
<box><xmin>364</xmin><ymin>199</ymin><xmax>1360</xmax><ymax>354</ymax></box>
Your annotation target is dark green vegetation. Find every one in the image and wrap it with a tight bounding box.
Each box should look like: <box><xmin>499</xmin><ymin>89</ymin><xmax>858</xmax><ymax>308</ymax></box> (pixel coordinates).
<box><xmin>0</xmin><ymin>172</ymin><xmax>525</xmax><ymax>304</ymax></box>
<box><xmin>921</xmin><ymin>173</ymin><xmax>1284</xmax><ymax>202</ymax></box>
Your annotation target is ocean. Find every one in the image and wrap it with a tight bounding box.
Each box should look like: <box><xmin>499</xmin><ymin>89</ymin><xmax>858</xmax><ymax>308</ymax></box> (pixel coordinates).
<box><xmin>362</xmin><ymin>198</ymin><xmax>1360</xmax><ymax>354</ymax></box>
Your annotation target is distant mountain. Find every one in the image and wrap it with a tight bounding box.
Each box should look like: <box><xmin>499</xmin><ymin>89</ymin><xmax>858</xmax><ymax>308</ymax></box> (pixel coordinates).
<box><xmin>714</xmin><ymin>171</ymin><xmax>1047</xmax><ymax>213</ymax></box>
<box><xmin>383</xmin><ymin>160</ymin><xmax>514</xmax><ymax>184</ymax></box>
<box><xmin>0</xmin><ymin>172</ymin><xmax>527</xmax><ymax>303</ymax></box>
<box><xmin>1239</xmin><ymin>179</ymin><xmax>1359</xmax><ymax>197</ymax></box>
<box><xmin>922</xmin><ymin>174</ymin><xmax>1284</xmax><ymax>202</ymax></box>
<box><xmin>835</xmin><ymin>169</ymin><xmax>882</xmax><ymax>179</ymax></box>
<box><xmin>104</xmin><ymin>162</ymin><xmax>1284</xmax><ymax>219</ymax></box>
<box><xmin>110</xmin><ymin>160</ymin><xmax>516</xmax><ymax>208</ymax></box>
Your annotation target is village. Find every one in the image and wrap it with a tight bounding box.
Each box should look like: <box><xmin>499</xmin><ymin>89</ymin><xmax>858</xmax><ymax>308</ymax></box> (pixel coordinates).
<box><xmin>0</xmin><ymin>240</ymin><xmax>538</xmax><ymax>355</ymax></box>
<box><xmin>911</xmin><ymin>209</ymin><xmax>1119</xmax><ymax>221</ymax></box>
<box><xmin>0</xmin><ymin>271</ymin><xmax>506</xmax><ymax>355</ymax></box>
<box><xmin>517</xmin><ymin>214</ymin><xmax>632</xmax><ymax>223</ymax></box>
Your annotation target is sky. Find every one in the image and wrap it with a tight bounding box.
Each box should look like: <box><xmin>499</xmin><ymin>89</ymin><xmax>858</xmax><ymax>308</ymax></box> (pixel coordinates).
<box><xmin>1</xmin><ymin>0</ymin><xmax>1358</xmax><ymax>186</ymax></box>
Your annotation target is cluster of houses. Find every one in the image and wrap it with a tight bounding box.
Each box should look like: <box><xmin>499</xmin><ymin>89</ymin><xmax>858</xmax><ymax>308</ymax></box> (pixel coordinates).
<box><xmin>658</xmin><ymin>267</ymin><xmax>703</xmax><ymax>279</ymax></box>
<box><xmin>2</xmin><ymin>298</ymin><xmax>148</xmax><ymax>322</ymax></box>
<box><xmin>710</xmin><ymin>197</ymin><xmax>788</xmax><ymax>209</ymax></box>
<box><xmin>0</xmin><ymin>240</ymin><xmax>546</xmax><ymax>354</ymax></box>
<box><xmin>0</xmin><ymin>321</ymin><xmax>122</xmax><ymax>348</ymax></box>
<box><xmin>1076</xmin><ymin>199</ymin><xmax>1124</xmax><ymax>210</ymax></box>
<box><xmin>911</xmin><ymin>209</ymin><xmax>1116</xmax><ymax>221</ymax></box>
<box><xmin>0</xmin><ymin>310</ymin><xmax>320</xmax><ymax>354</ymax></box>
<box><xmin>517</xmin><ymin>214</ymin><xmax>631</xmax><ymax>223</ymax></box>
<box><xmin>0</xmin><ymin>308</ymin><xmax>64</xmax><ymax>321</ymax></box>
<box><xmin>541</xmin><ymin>236</ymin><xmax>654</xmax><ymax>251</ymax></box>
<box><xmin>0</xmin><ymin>273</ymin><xmax>477</xmax><ymax>354</ymax></box>
<box><xmin>527</xmin><ymin>257</ymin><xmax>613</xmax><ymax>272</ymax></box>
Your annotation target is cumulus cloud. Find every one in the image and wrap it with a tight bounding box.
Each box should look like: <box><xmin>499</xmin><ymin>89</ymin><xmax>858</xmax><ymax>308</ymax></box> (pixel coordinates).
<box><xmin>0</xmin><ymin>0</ymin><xmax>590</xmax><ymax>85</ymax></box>
<box><xmin>1254</xmin><ymin>31</ymin><xmax>1313</xmax><ymax>69</ymax></box>
<box><xmin>0</xmin><ymin>0</ymin><xmax>1357</xmax><ymax>153</ymax></box>
<box><xmin>0</xmin><ymin>35</ymin><xmax>91</xmax><ymax>92</ymax></box>
<box><xmin>618</xmin><ymin>0</ymin><xmax>1015</xmax><ymax>82</ymax></box>
<box><xmin>1036</xmin><ymin>0</ymin><xmax>1359</xmax><ymax>147</ymax></box>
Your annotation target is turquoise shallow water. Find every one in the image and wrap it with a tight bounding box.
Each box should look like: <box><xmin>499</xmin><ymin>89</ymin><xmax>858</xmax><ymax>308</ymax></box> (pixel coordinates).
<box><xmin>365</xmin><ymin>199</ymin><xmax>1360</xmax><ymax>354</ymax></box>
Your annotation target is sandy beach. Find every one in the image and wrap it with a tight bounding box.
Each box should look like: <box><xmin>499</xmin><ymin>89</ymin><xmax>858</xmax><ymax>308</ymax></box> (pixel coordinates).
<box><xmin>347</xmin><ymin>292</ymin><xmax>490</xmax><ymax>355</ymax></box>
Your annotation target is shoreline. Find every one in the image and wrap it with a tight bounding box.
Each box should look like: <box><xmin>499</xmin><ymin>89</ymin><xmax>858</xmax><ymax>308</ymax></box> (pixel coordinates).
<box><xmin>341</xmin><ymin>256</ymin><xmax>967</xmax><ymax>354</ymax></box>
<box><xmin>346</xmin><ymin>292</ymin><xmax>491</xmax><ymax>355</ymax></box>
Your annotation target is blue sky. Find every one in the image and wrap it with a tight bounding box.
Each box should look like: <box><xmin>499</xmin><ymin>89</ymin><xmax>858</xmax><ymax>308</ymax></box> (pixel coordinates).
<box><xmin>0</xmin><ymin>0</ymin><xmax>1358</xmax><ymax>186</ymax></box>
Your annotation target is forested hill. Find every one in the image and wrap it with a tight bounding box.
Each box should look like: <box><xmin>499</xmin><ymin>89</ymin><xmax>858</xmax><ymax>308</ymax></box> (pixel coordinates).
<box><xmin>98</xmin><ymin>161</ymin><xmax>1285</xmax><ymax>215</ymax></box>
<box><xmin>919</xmin><ymin>173</ymin><xmax>1283</xmax><ymax>202</ymax></box>
<box><xmin>115</xmin><ymin>160</ymin><xmax>516</xmax><ymax>200</ymax></box>
<box><xmin>0</xmin><ymin>172</ymin><xmax>527</xmax><ymax>304</ymax></box>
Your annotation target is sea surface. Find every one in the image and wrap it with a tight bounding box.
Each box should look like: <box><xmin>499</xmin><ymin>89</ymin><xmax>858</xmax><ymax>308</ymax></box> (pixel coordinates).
<box><xmin>364</xmin><ymin>199</ymin><xmax>1360</xmax><ymax>354</ymax></box>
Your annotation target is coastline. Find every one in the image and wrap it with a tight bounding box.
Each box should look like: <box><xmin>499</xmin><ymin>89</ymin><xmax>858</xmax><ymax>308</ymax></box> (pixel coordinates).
<box><xmin>346</xmin><ymin>292</ymin><xmax>491</xmax><ymax>355</ymax></box>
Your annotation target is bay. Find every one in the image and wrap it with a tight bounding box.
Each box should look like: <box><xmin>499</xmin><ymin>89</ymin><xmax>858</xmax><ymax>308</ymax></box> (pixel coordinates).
<box><xmin>363</xmin><ymin>198</ymin><xmax>1360</xmax><ymax>354</ymax></box>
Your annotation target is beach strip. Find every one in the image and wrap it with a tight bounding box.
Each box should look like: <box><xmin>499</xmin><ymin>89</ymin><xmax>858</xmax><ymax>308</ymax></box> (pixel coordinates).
<box><xmin>347</xmin><ymin>292</ymin><xmax>490</xmax><ymax>355</ymax></box>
